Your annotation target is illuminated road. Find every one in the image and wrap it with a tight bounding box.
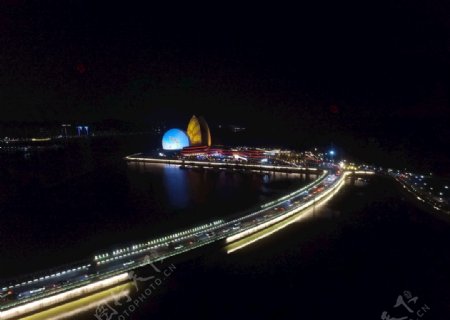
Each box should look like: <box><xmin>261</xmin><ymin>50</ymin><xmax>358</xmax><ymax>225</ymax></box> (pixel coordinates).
<box><xmin>393</xmin><ymin>172</ymin><xmax>450</xmax><ymax>215</ymax></box>
<box><xmin>0</xmin><ymin>159</ymin><xmax>353</xmax><ymax>319</ymax></box>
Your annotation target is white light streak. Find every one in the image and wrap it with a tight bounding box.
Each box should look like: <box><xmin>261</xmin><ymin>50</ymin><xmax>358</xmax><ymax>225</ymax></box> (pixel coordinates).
<box><xmin>0</xmin><ymin>273</ymin><xmax>129</xmax><ymax>320</ymax></box>
<box><xmin>226</xmin><ymin>172</ymin><xmax>349</xmax><ymax>246</ymax></box>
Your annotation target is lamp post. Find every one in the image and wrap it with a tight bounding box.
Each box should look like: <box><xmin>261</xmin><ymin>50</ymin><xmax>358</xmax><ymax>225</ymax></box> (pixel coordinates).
<box><xmin>61</xmin><ymin>124</ymin><xmax>71</xmax><ymax>138</ymax></box>
<box><xmin>329</xmin><ymin>149</ymin><xmax>335</xmax><ymax>162</ymax></box>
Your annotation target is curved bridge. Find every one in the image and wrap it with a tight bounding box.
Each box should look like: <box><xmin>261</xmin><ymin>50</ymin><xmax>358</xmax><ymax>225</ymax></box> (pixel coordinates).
<box><xmin>0</xmin><ymin>158</ymin><xmax>356</xmax><ymax>319</ymax></box>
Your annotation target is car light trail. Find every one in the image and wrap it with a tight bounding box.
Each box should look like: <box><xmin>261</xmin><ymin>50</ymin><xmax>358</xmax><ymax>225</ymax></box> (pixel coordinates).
<box><xmin>226</xmin><ymin>172</ymin><xmax>349</xmax><ymax>248</ymax></box>
<box><xmin>21</xmin><ymin>283</ymin><xmax>132</xmax><ymax>320</ymax></box>
<box><xmin>227</xmin><ymin>173</ymin><xmax>348</xmax><ymax>253</ymax></box>
<box><xmin>394</xmin><ymin>174</ymin><xmax>449</xmax><ymax>215</ymax></box>
<box><xmin>2</xmin><ymin>159</ymin><xmax>367</xmax><ymax>317</ymax></box>
<box><xmin>0</xmin><ymin>273</ymin><xmax>130</xmax><ymax>320</ymax></box>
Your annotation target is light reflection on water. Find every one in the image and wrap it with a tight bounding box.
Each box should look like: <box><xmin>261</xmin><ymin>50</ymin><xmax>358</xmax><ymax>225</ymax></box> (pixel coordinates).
<box><xmin>1</xmin><ymin>159</ymin><xmax>314</xmax><ymax>279</ymax></box>
<box><xmin>162</xmin><ymin>165</ymin><xmax>189</xmax><ymax>209</ymax></box>
<box><xmin>12</xmin><ymin>166</ymin><xmax>318</xmax><ymax>320</ymax></box>
<box><xmin>14</xmin><ymin>175</ymin><xmax>450</xmax><ymax>320</ymax></box>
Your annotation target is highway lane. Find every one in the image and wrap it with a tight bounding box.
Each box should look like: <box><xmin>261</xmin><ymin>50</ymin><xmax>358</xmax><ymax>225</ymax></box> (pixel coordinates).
<box><xmin>393</xmin><ymin>172</ymin><xmax>450</xmax><ymax>215</ymax></box>
<box><xmin>1</xmin><ymin>166</ymin><xmax>344</xmax><ymax>319</ymax></box>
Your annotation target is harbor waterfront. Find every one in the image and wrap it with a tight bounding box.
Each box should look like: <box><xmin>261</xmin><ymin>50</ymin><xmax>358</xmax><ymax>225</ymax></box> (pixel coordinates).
<box><xmin>2</xmin><ymin>3</ymin><xmax>449</xmax><ymax>318</ymax></box>
<box><xmin>0</xmin><ymin>154</ymin><xmax>364</xmax><ymax>319</ymax></box>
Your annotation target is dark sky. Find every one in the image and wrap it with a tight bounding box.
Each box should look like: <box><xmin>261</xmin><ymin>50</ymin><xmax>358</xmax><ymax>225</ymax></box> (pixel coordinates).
<box><xmin>1</xmin><ymin>1</ymin><xmax>449</xmax><ymax>169</ymax></box>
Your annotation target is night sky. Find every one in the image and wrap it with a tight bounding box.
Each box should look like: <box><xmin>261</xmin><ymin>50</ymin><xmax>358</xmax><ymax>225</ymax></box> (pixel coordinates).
<box><xmin>1</xmin><ymin>1</ymin><xmax>449</xmax><ymax>171</ymax></box>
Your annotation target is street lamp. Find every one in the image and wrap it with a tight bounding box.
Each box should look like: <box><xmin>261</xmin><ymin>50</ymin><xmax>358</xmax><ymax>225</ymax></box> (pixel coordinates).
<box><xmin>328</xmin><ymin>149</ymin><xmax>336</xmax><ymax>164</ymax></box>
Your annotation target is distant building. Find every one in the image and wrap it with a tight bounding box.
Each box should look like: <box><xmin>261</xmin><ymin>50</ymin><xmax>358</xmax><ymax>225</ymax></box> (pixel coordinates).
<box><xmin>186</xmin><ymin>115</ymin><xmax>211</xmax><ymax>146</ymax></box>
<box><xmin>181</xmin><ymin>146</ymin><xmax>265</xmax><ymax>160</ymax></box>
<box><xmin>162</xmin><ymin>129</ymin><xmax>190</xmax><ymax>150</ymax></box>
<box><xmin>161</xmin><ymin>116</ymin><xmax>265</xmax><ymax>161</ymax></box>
<box><xmin>162</xmin><ymin>115</ymin><xmax>211</xmax><ymax>150</ymax></box>
<box><xmin>76</xmin><ymin>125</ymin><xmax>89</xmax><ymax>136</ymax></box>
<box><xmin>229</xmin><ymin>125</ymin><xmax>246</xmax><ymax>133</ymax></box>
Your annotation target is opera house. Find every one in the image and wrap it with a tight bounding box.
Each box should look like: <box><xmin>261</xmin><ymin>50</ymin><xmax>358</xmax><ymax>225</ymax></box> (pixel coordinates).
<box><xmin>161</xmin><ymin>115</ymin><xmax>265</xmax><ymax>161</ymax></box>
<box><xmin>162</xmin><ymin>115</ymin><xmax>211</xmax><ymax>150</ymax></box>
<box><xmin>186</xmin><ymin>115</ymin><xmax>211</xmax><ymax>147</ymax></box>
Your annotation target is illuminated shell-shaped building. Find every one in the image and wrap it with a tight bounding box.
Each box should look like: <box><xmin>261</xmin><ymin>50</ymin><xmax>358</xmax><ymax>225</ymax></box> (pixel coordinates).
<box><xmin>186</xmin><ymin>115</ymin><xmax>211</xmax><ymax>146</ymax></box>
<box><xmin>161</xmin><ymin>128</ymin><xmax>190</xmax><ymax>150</ymax></box>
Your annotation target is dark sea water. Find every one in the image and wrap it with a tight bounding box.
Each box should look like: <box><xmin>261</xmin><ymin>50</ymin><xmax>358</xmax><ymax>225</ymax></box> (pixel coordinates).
<box><xmin>25</xmin><ymin>173</ymin><xmax>450</xmax><ymax>320</ymax></box>
<box><xmin>2</xmin><ymin>136</ymin><xmax>450</xmax><ymax>319</ymax></box>
<box><xmin>119</xmin><ymin>175</ymin><xmax>450</xmax><ymax>320</ymax></box>
<box><xmin>0</xmin><ymin>135</ymin><xmax>313</xmax><ymax>279</ymax></box>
